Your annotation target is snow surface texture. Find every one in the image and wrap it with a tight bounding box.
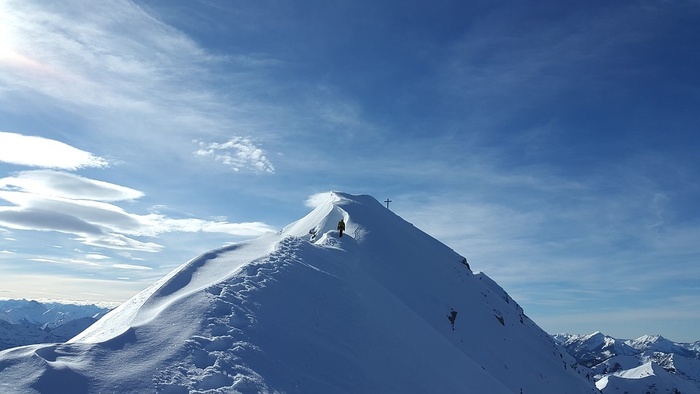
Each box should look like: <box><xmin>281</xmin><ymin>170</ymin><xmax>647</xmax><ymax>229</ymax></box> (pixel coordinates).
<box><xmin>556</xmin><ymin>332</ymin><xmax>700</xmax><ymax>393</ymax></box>
<box><xmin>0</xmin><ymin>192</ymin><xmax>599</xmax><ymax>393</ymax></box>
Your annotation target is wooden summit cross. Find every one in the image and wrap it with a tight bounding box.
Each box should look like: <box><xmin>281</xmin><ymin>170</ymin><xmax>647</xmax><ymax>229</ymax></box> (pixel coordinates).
<box><xmin>384</xmin><ymin>198</ymin><xmax>392</xmax><ymax>209</ymax></box>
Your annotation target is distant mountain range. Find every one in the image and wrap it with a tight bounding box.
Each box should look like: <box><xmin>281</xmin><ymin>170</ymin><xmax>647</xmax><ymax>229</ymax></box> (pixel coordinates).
<box><xmin>0</xmin><ymin>299</ymin><xmax>109</xmax><ymax>350</ymax></box>
<box><xmin>554</xmin><ymin>332</ymin><xmax>700</xmax><ymax>393</ymax></box>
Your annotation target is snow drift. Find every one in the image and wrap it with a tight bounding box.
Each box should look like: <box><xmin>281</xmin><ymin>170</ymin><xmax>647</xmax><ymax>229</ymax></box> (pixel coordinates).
<box><xmin>0</xmin><ymin>192</ymin><xmax>599</xmax><ymax>393</ymax></box>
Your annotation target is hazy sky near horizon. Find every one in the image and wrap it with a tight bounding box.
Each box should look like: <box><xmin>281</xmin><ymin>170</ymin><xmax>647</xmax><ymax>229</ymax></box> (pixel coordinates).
<box><xmin>1</xmin><ymin>0</ymin><xmax>699</xmax><ymax>342</ymax></box>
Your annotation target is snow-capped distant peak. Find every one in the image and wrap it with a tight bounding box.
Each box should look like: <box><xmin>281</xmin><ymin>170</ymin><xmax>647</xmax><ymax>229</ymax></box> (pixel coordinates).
<box><xmin>633</xmin><ymin>334</ymin><xmax>664</xmax><ymax>344</ymax></box>
<box><xmin>626</xmin><ymin>334</ymin><xmax>687</xmax><ymax>354</ymax></box>
<box><xmin>596</xmin><ymin>361</ymin><xmax>699</xmax><ymax>393</ymax></box>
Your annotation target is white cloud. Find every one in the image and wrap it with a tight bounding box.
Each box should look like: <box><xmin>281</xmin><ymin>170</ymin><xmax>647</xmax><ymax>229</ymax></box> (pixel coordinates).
<box><xmin>197</xmin><ymin>220</ymin><xmax>276</xmax><ymax>236</ymax></box>
<box><xmin>112</xmin><ymin>263</ymin><xmax>152</xmax><ymax>270</ymax></box>
<box><xmin>0</xmin><ymin>206</ymin><xmax>104</xmax><ymax>235</ymax></box>
<box><xmin>116</xmin><ymin>251</ymin><xmax>145</xmax><ymax>261</ymax></box>
<box><xmin>85</xmin><ymin>253</ymin><xmax>109</xmax><ymax>260</ymax></box>
<box><xmin>0</xmin><ymin>188</ymin><xmax>275</xmax><ymax>252</ymax></box>
<box><xmin>74</xmin><ymin>233</ymin><xmax>164</xmax><ymax>253</ymax></box>
<box><xmin>29</xmin><ymin>257</ymin><xmax>100</xmax><ymax>267</ymax></box>
<box><xmin>0</xmin><ymin>168</ymin><xmax>276</xmax><ymax>253</ymax></box>
<box><xmin>0</xmin><ymin>170</ymin><xmax>141</xmax><ymax>201</ymax></box>
<box><xmin>194</xmin><ymin>137</ymin><xmax>275</xmax><ymax>174</ymax></box>
<box><xmin>0</xmin><ymin>132</ymin><xmax>108</xmax><ymax>169</ymax></box>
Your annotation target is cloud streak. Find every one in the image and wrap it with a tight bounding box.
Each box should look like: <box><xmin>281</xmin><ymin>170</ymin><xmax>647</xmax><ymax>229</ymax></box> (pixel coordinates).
<box><xmin>0</xmin><ymin>168</ymin><xmax>141</xmax><ymax>200</ymax></box>
<box><xmin>0</xmin><ymin>178</ymin><xmax>276</xmax><ymax>251</ymax></box>
<box><xmin>0</xmin><ymin>131</ymin><xmax>108</xmax><ymax>169</ymax></box>
<box><xmin>0</xmin><ymin>1</ymin><xmax>209</xmax><ymax>112</ymax></box>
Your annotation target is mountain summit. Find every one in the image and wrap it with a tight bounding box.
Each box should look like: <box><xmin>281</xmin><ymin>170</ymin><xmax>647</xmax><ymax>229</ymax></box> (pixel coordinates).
<box><xmin>0</xmin><ymin>192</ymin><xmax>599</xmax><ymax>393</ymax></box>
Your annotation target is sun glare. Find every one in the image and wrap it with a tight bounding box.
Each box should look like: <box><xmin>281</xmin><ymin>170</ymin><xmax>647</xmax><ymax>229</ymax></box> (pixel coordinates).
<box><xmin>0</xmin><ymin>7</ymin><xmax>19</xmax><ymax>63</ymax></box>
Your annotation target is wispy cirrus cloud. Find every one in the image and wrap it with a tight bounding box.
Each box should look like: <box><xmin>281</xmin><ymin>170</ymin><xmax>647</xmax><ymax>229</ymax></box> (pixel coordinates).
<box><xmin>0</xmin><ymin>1</ymin><xmax>211</xmax><ymax>112</ymax></box>
<box><xmin>194</xmin><ymin>137</ymin><xmax>275</xmax><ymax>174</ymax></box>
<box><xmin>0</xmin><ymin>0</ymin><xmax>273</xmax><ymax>160</ymax></box>
<box><xmin>112</xmin><ymin>263</ymin><xmax>152</xmax><ymax>271</ymax></box>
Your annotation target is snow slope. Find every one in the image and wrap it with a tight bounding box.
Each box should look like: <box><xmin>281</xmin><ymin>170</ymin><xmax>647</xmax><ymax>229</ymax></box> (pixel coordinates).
<box><xmin>0</xmin><ymin>192</ymin><xmax>599</xmax><ymax>393</ymax></box>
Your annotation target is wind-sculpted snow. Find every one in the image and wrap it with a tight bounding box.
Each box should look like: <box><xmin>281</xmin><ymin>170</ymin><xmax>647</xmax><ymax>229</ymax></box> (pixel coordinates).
<box><xmin>0</xmin><ymin>192</ymin><xmax>599</xmax><ymax>393</ymax></box>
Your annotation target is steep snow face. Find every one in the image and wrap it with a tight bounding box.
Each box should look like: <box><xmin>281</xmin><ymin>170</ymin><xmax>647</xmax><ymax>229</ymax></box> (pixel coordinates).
<box><xmin>0</xmin><ymin>192</ymin><xmax>598</xmax><ymax>393</ymax></box>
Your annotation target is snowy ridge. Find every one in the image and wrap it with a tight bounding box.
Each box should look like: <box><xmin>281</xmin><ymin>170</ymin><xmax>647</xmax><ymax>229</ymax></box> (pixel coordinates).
<box><xmin>0</xmin><ymin>192</ymin><xmax>598</xmax><ymax>393</ymax></box>
<box><xmin>595</xmin><ymin>361</ymin><xmax>699</xmax><ymax>393</ymax></box>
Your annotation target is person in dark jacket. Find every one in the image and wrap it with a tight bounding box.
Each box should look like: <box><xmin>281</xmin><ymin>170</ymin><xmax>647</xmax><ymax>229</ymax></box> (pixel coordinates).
<box><xmin>337</xmin><ymin>219</ymin><xmax>345</xmax><ymax>237</ymax></box>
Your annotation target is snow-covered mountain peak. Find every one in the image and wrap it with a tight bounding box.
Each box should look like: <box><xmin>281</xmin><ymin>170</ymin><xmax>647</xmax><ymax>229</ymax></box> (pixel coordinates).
<box><xmin>625</xmin><ymin>333</ymin><xmax>696</xmax><ymax>356</ymax></box>
<box><xmin>0</xmin><ymin>192</ymin><xmax>599</xmax><ymax>393</ymax></box>
<box><xmin>281</xmin><ymin>191</ymin><xmax>352</xmax><ymax>239</ymax></box>
<box><xmin>627</xmin><ymin>334</ymin><xmax>673</xmax><ymax>351</ymax></box>
<box><xmin>582</xmin><ymin>332</ymin><xmax>610</xmax><ymax>346</ymax></box>
<box><xmin>555</xmin><ymin>331</ymin><xmax>630</xmax><ymax>357</ymax></box>
<box><xmin>632</xmin><ymin>334</ymin><xmax>664</xmax><ymax>345</ymax></box>
<box><xmin>596</xmin><ymin>360</ymin><xmax>699</xmax><ymax>393</ymax></box>
<box><xmin>281</xmin><ymin>191</ymin><xmax>393</xmax><ymax>244</ymax></box>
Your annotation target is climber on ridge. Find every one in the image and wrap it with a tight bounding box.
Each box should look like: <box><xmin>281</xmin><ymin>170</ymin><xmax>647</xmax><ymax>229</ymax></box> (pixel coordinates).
<box><xmin>337</xmin><ymin>219</ymin><xmax>345</xmax><ymax>238</ymax></box>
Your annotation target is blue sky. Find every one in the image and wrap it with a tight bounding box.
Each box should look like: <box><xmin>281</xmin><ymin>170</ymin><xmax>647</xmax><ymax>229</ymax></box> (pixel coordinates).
<box><xmin>1</xmin><ymin>0</ymin><xmax>699</xmax><ymax>342</ymax></box>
